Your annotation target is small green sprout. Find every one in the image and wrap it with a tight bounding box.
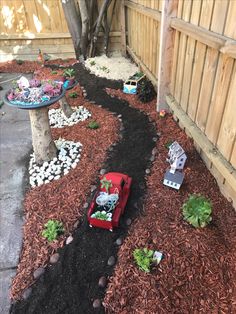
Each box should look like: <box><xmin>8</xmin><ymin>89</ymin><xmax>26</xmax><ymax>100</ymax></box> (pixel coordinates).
<box><xmin>69</xmin><ymin>92</ymin><xmax>78</xmax><ymax>98</ymax></box>
<box><xmin>51</xmin><ymin>70</ymin><xmax>58</xmax><ymax>74</ymax></box>
<box><xmin>133</xmin><ymin>248</ymin><xmax>154</xmax><ymax>272</ymax></box>
<box><xmin>90</xmin><ymin>60</ymin><xmax>96</xmax><ymax>66</ymax></box>
<box><xmin>42</xmin><ymin>219</ymin><xmax>64</xmax><ymax>242</ymax></box>
<box><xmin>63</xmin><ymin>68</ymin><xmax>75</xmax><ymax>78</ymax></box>
<box><xmin>88</xmin><ymin>120</ymin><xmax>100</xmax><ymax>129</ymax></box>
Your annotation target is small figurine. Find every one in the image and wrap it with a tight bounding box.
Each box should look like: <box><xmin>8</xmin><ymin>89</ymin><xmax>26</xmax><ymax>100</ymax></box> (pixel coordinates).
<box><xmin>163</xmin><ymin>141</ymin><xmax>187</xmax><ymax>190</ymax></box>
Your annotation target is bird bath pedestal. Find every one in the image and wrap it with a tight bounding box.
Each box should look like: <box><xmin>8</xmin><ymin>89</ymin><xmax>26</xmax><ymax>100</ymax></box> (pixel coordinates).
<box><xmin>4</xmin><ymin>91</ymin><xmax>65</xmax><ymax>165</ymax></box>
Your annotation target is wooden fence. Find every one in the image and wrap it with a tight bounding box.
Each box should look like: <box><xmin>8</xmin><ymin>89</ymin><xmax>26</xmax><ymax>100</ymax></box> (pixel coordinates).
<box><xmin>0</xmin><ymin>0</ymin><xmax>121</xmax><ymax>61</ymax></box>
<box><xmin>122</xmin><ymin>0</ymin><xmax>236</xmax><ymax>208</ymax></box>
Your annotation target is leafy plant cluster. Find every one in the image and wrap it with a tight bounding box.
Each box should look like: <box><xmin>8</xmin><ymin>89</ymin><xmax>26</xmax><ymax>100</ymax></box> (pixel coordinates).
<box><xmin>42</xmin><ymin>219</ymin><xmax>64</xmax><ymax>242</ymax></box>
<box><xmin>182</xmin><ymin>194</ymin><xmax>212</xmax><ymax>228</ymax></box>
<box><xmin>100</xmin><ymin>176</ymin><xmax>113</xmax><ymax>193</ymax></box>
<box><xmin>69</xmin><ymin>92</ymin><xmax>78</xmax><ymax>98</ymax></box>
<box><xmin>138</xmin><ymin>79</ymin><xmax>156</xmax><ymax>103</ymax></box>
<box><xmin>88</xmin><ymin>120</ymin><xmax>100</xmax><ymax>129</ymax></box>
<box><xmin>133</xmin><ymin>248</ymin><xmax>154</xmax><ymax>272</ymax></box>
<box><xmin>63</xmin><ymin>68</ymin><xmax>75</xmax><ymax>78</ymax></box>
<box><xmin>16</xmin><ymin>59</ymin><xmax>24</xmax><ymax>65</ymax></box>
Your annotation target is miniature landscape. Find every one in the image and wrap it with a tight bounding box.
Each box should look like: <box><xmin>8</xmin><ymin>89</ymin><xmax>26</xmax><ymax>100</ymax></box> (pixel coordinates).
<box><xmin>0</xmin><ymin>55</ymin><xmax>236</xmax><ymax>314</ymax></box>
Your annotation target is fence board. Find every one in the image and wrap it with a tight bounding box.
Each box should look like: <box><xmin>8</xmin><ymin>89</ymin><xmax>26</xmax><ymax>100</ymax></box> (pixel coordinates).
<box><xmin>205</xmin><ymin>54</ymin><xmax>234</xmax><ymax>144</ymax></box>
<box><xmin>216</xmin><ymin>62</ymin><xmax>236</xmax><ymax>160</ymax></box>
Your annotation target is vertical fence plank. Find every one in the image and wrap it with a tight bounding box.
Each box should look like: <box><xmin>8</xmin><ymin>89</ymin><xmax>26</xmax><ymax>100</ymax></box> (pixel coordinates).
<box><xmin>120</xmin><ymin>0</ymin><xmax>126</xmax><ymax>56</ymax></box>
<box><xmin>224</xmin><ymin>0</ymin><xmax>236</xmax><ymax>40</ymax></box>
<box><xmin>216</xmin><ymin>62</ymin><xmax>236</xmax><ymax>160</ymax></box>
<box><xmin>205</xmin><ymin>54</ymin><xmax>234</xmax><ymax>144</ymax></box>
<box><xmin>174</xmin><ymin>0</ymin><xmax>192</xmax><ymax>103</ymax></box>
<box><xmin>157</xmin><ymin>0</ymin><xmax>178</xmax><ymax>110</ymax></box>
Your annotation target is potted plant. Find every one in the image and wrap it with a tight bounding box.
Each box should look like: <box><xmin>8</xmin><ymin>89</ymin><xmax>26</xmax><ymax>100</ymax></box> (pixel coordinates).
<box><xmin>63</xmin><ymin>68</ymin><xmax>76</xmax><ymax>88</ymax></box>
<box><xmin>133</xmin><ymin>248</ymin><xmax>163</xmax><ymax>272</ymax></box>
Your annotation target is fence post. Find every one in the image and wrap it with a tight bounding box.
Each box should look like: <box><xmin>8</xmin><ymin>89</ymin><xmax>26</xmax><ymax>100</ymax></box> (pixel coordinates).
<box><xmin>120</xmin><ymin>0</ymin><xmax>127</xmax><ymax>56</ymax></box>
<box><xmin>157</xmin><ymin>0</ymin><xmax>178</xmax><ymax>111</ymax></box>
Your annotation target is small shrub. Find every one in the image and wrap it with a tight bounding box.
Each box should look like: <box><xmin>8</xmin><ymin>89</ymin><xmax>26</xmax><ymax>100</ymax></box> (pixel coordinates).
<box><xmin>182</xmin><ymin>194</ymin><xmax>212</xmax><ymax>228</ymax></box>
<box><xmin>42</xmin><ymin>219</ymin><xmax>64</xmax><ymax>242</ymax></box>
<box><xmin>51</xmin><ymin>70</ymin><xmax>58</xmax><ymax>74</ymax></box>
<box><xmin>69</xmin><ymin>92</ymin><xmax>78</xmax><ymax>98</ymax></box>
<box><xmin>88</xmin><ymin>120</ymin><xmax>100</xmax><ymax>129</ymax></box>
<box><xmin>138</xmin><ymin>79</ymin><xmax>156</xmax><ymax>103</ymax></box>
<box><xmin>16</xmin><ymin>59</ymin><xmax>24</xmax><ymax>65</ymax></box>
<box><xmin>133</xmin><ymin>248</ymin><xmax>154</xmax><ymax>272</ymax></box>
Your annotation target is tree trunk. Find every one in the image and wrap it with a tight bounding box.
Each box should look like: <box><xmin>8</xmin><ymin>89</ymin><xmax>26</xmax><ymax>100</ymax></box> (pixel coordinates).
<box><xmin>62</xmin><ymin>0</ymin><xmax>82</xmax><ymax>59</ymax></box>
<box><xmin>78</xmin><ymin>0</ymin><xmax>89</xmax><ymax>58</ymax></box>
<box><xmin>89</xmin><ymin>0</ymin><xmax>111</xmax><ymax>57</ymax></box>
<box><xmin>59</xmin><ymin>96</ymin><xmax>74</xmax><ymax>117</ymax></box>
<box><xmin>29</xmin><ymin>108</ymin><xmax>57</xmax><ymax>165</ymax></box>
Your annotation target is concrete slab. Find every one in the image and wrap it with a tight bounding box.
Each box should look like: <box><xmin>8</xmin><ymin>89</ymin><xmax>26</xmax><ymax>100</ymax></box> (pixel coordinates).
<box><xmin>0</xmin><ymin>269</ymin><xmax>16</xmax><ymax>314</ymax></box>
<box><xmin>0</xmin><ymin>73</ymin><xmax>32</xmax><ymax>313</ymax></box>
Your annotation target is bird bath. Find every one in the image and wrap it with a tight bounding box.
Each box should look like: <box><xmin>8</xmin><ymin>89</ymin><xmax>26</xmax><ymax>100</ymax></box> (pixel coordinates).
<box><xmin>4</xmin><ymin>78</ymin><xmax>65</xmax><ymax>164</ymax></box>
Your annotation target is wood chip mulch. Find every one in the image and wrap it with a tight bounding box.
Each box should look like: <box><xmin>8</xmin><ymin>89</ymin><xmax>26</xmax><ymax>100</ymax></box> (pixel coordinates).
<box><xmin>0</xmin><ymin>58</ymin><xmax>77</xmax><ymax>73</ymax></box>
<box><xmin>103</xmin><ymin>89</ymin><xmax>236</xmax><ymax>314</ymax></box>
<box><xmin>10</xmin><ymin>70</ymin><xmax>120</xmax><ymax>300</ymax></box>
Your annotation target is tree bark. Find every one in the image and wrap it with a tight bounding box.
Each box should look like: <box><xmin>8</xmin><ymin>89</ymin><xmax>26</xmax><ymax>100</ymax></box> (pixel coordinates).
<box><xmin>62</xmin><ymin>0</ymin><xmax>82</xmax><ymax>59</ymax></box>
<box><xmin>29</xmin><ymin>108</ymin><xmax>57</xmax><ymax>165</ymax></box>
<box><xmin>89</xmin><ymin>0</ymin><xmax>111</xmax><ymax>57</ymax></box>
<box><xmin>59</xmin><ymin>96</ymin><xmax>74</xmax><ymax>117</ymax></box>
<box><xmin>78</xmin><ymin>0</ymin><xmax>89</xmax><ymax>58</ymax></box>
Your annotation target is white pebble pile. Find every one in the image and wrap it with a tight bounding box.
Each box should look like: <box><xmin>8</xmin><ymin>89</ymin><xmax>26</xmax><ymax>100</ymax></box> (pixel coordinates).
<box><xmin>49</xmin><ymin>106</ymin><xmax>91</xmax><ymax>128</ymax></box>
<box><xmin>85</xmin><ymin>52</ymin><xmax>139</xmax><ymax>81</ymax></box>
<box><xmin>29</xmin><ymin>139</ymin><xmax>82</xmax><ymax>188</ymax></box>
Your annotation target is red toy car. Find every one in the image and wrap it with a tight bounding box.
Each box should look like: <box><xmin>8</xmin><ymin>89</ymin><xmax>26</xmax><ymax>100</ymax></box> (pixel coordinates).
<box><xmin>87</xmin><ymin>172</ymin><xmax>132</xmax><ymax>231</ymax></box>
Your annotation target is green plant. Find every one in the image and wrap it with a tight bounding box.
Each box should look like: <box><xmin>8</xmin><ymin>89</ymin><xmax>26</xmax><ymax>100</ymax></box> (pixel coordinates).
<box><xmin>90</xmin><ymin>60</ymin><xmax>96</xmax><ymax>66</ymax></box>
<box><xmin>16</xmin><ymin>59</ymin><xmax>24</xmax><ymax>65</ymax></box>
<box><xmin>69</xmin><ymin>92</ymin><xmax>78</xmax><ymax>98</ymax></box>
<box><xmin>0</xmin><ymin>100</ymin><xmax>4</xmax><ymax>108</ymax></box>
<box><xmin>91</xmin><ymin>211</ymin><xmax>112</xmax><ymax>221</ymax></box>
<box><xmin>42</xmin><ymin>219</ymin><xmax>64</xmax><ymax>242</ymax></box>
<box><xmin>138</xmin><ymin>79</ymin><xmax>156</xmax><ymax>103</ymax></box>
<box><xmin>182</xmin><ymin>194</ymin><xmax>212</xmax><ymax>228</ymax></box>
<box><xmin>100</xmin><ymin>176</ymin><xmax>112</xmax><ymax>193</ymax></box>
<box><xmin>51</xmin><ymin>70</ymin><xmax>58</xmax><ymax>74</ymax></box>
<box><xmin>100</xmin><ymin>66</ymin><xmax>109</xmax><ymax>73</ymax></box>
<box><xmin>88</xmin><ymin>120</ymin><xmax>100</xmax><ymax>129</ymax></box>
<box><xmin>133</xmin><ymin>248</ymin><xmax>154</xmax><ymax>272</ymax></box>
<box><xmin>165</xmin><ymin>140</ymin><xmax>173</xmax><ymax>149</ymax></box>
<box><xmin>63</xmin><ymin>68</ymin><xmax>75</xmax><ymax>78</ymax></box>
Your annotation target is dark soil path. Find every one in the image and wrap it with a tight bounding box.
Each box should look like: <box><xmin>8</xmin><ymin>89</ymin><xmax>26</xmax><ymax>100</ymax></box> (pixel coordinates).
<box><xmin>10</xmin><ymin>64</ymin><xmax>156</xmax><ymax>313</ymax></box>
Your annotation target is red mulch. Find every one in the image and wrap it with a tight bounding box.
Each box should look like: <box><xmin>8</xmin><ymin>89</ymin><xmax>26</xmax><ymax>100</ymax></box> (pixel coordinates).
<box><xmin>9</xmin><ymin>66</ymin><xmax>119</xmax><ymax>300</ymax></box>
<box><xmin>103</xmin><ymin>89</ymin><xmax>236</xmax><ymax>313</ymax></box>
<box><xmin>0</xmin><ymin>58</ymin><xmax>77</xmax><ymax>73</ymax></box>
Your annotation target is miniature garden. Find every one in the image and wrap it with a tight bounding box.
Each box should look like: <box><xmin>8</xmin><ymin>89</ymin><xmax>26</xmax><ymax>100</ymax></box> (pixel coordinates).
<box><xmin>0</xmin><ymin>55</ymin><xmax>236</xmax><ymax>314</ymax></box>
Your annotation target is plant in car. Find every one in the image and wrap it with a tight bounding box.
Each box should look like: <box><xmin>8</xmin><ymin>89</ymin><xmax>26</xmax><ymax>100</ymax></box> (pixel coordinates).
<box><xmin>42</xmin><ymin>219</ymin><xmax>64</xmax><ymax>242</ymax></box>
<box><xmin>133</xmin><ymin>248</ymin><xmax>154</xmax><ymax>272</ymax></box>
<box><xmin>182</xmin><ymin>194</ymin><xmax>212</xmax><ymax>228</ymax></box>
<box><xmin>100</xmin><ymin>176</ymin><xmax>112</xmax><ymax>194</ymax></box>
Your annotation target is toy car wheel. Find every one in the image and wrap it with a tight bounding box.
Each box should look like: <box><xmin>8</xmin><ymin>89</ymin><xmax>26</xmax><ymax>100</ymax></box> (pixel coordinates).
<box><xmin>109</xmin><ymin>228</ymin><xmax>113</xmax><ymax>232</ymax></box>
<box><xmin>89</xmin><ymin>224</ymin><xmax>93</xmax><ymax>228</ymax></box>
